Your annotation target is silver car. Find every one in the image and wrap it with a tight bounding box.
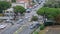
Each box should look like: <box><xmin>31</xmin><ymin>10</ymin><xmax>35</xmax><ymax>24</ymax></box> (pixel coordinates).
<box><xmin>0</xmin><ymin>24</ymin><xmax>7</xmax><ymax>29</ymax></box>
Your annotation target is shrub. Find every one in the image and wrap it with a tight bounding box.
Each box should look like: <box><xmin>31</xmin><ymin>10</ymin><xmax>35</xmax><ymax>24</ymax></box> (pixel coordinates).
<box><xmin>31</xmin><ymin>16</ymin><xmax>38</xmax><ymax>21</ymax></box>
<box><xmin>33</xmin><ymin>31</ymin><xmax>38</xmax><ymax>34</ymax></box>
<box><xmin>40</xmin><ymin>25</ymin><xmax>45</xmax><ymax>30</ymax></box>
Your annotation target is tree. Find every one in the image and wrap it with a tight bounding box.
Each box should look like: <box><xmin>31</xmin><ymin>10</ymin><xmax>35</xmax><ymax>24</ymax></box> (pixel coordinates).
<box><xmin>55</xmin><ymin>14</ymin><xmax>60</xmax><ymax>24</ymax></box>
<box><xmin>37</xmin><ymin>7</ymin><xmax>60</xmax><ymax>24</ymax></box>
<box><xmin>13</xmin><ymin>6</ymin><xmax>26</xmax><ymax>19</ymax></box>
<box><xmin>0</xmin><ymin>1</ymin><xmax>11</xmax><ymax>13</ymax></box>
<box><xmin>44</xmin><ymin>0</ymin><xmax>60</xmax><ymax>8</ymax></box>
<box><xmin>31</xmin><ymin>16</ymin><xmax>38</xmax><ymax>21</ymax></box>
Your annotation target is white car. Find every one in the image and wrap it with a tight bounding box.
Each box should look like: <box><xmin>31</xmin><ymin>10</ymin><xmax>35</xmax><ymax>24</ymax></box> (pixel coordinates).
<box><xmin>19</xmin><ymin>19</ymin><xmax>23</xmax><ymax>22</ymax></box>
<box><xmin>0</xmin><ymin>24</ymin><xmax>7</xmax><ymax>29</ymax></box>
<box><xmin>25</xmin><ymin>16</ymin><xmax>30</xmax><ymax>19</ymax></box>
<box><xmin>6</xmin><ymin>19</ymin><xmax>12</xmax><ymax>23</ymax></box>
<box><xmin>34</xmin><ymin>5</ymin><xmax>37</xmax><ymax>8</ymax></box>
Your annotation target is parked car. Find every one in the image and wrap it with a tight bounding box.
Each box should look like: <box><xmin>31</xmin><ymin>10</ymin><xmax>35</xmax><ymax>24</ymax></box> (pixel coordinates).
<box><xmin>0</xmin><ymin>24</ymin><xmax>7</xmax><ymax>29</ymax></box>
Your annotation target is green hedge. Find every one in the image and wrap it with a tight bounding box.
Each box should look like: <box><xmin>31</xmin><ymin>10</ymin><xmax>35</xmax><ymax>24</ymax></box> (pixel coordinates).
<box><xmin>40</xmin><ymin>25</ymin><xmax>45</xmax><ymax>30</ymax></box>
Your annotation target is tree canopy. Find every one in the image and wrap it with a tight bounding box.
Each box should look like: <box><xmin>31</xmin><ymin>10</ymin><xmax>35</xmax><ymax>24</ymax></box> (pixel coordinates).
<box><xmin>37</xmin><ymin>7</ymin><xmax>60</xmax><ymax>19</ymax></box>
<box><xmin>13</xmin><ymin>6</ymin><xmax>26</xmax><ymax>14</ymax></box>
<box><xmin>0</xmin><ymin>1</ymin><xmax>11</xmax><ymax>13</ymax></box>
<box><xmin>44</xmin><ymin>0</ymin><xmax>60</xmax><ymax>8</ymax></box>
<box><xmin>31</xmin><ymin>16</ymin><xmax>38</xmax><ymax>21</ymax></box>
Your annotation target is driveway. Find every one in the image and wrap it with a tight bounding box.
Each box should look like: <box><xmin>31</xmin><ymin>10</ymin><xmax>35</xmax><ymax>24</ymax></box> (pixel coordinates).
<box><xmin>46</xmin><ymin>25</ymin><xmax>60</xmax><ymax>34</ymax></box>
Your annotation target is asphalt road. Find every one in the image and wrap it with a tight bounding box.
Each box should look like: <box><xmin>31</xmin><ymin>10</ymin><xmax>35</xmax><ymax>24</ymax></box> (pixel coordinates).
<box><xmin>17</xmin><ymin>0</ymin><xmax>45</xmax><ymax>34</ymax></box>
<box><xmin>1</xmin><ymin>23</ymin><xmax>22</xmax><ymax>34</ymax></box>
<box><xmin>18</xmin><ymin>25</ymin><xmax>34</xmax><ymax>34</ymax></box>
<box><xmin>1</xmin><ymin>0</ymin><xmax>45</xmax><ymax>34</ymax></box>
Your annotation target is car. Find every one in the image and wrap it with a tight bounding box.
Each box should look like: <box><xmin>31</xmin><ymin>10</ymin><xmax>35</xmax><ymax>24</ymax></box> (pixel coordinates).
<box><xmin>26</xmin><ymin>9</ymin><xmax>31</xmax><ymax>13</ymax></box>
<box><xmin>17</xmin><ymin>19</ymin><xmax>23</xmax><ymax>24</ymax></box>
<box><xmin>38</xmin><ymin>1</ymin><xmax>42</xmax><ymax>4</ymax></box>
<box><xmin>6</xmin><ymin>19</ymin><xmax>14</xmax><ymax>25</ymax></box>
<box><xmin>25</xmin><ymin>16</ymin><xmax>30</xmax><ymax>19</ymax></box>
<box><xmin>19</xmin><ymin>19</ymin><xmax>23</xmax><ymax>22</ymax></box>
<box><xmin>37</xmin><ymin>4</ymin><xmax>39</xmax><ymax>6</ymax></box>
<box><xmin>0</xmin><ymin>24</ymin><xmax>7</xmax><ymax>29</ymax></box>
<box><xmin>32</xmin><ymin>22</ymin><xmax>40</xmax><ymax>28</ymax></box>
<box><xmin>30</xmin><ymin>24</ymin><xmax>35</xmax><ymax>29</ymax></box>
<box><xmin>6</xmin><ymin>19</ymin><xmax>12</xmax><ymax>23</ymax></box>
<box><xmin>34</xmin><ymin>5</ymin><xmax>37</xmax><ymax>8</ymax></box>
<box><xmin>25</xmin><ymin>17</ymin><xmax>29</xmax><ymax>19</ymax></box>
